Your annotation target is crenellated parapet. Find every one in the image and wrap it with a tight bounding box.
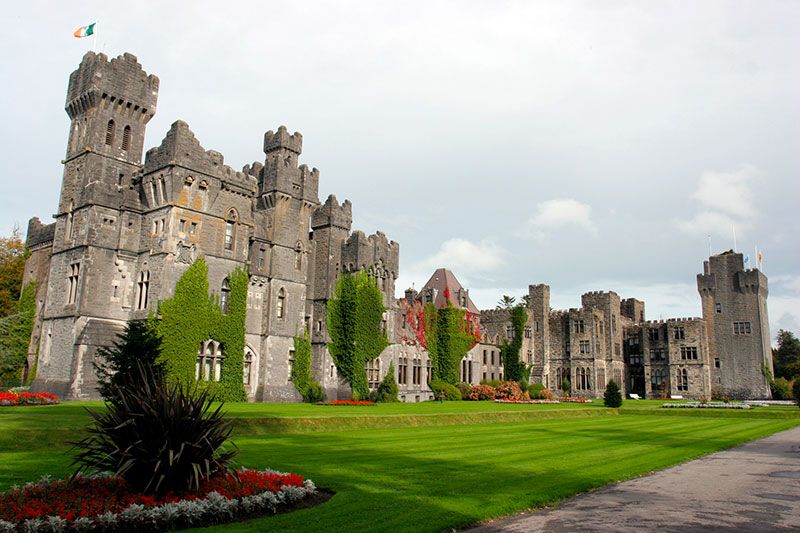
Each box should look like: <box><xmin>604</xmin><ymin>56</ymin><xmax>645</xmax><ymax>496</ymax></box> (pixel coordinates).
<box><xmin>736</xmin><ymin>269</ymin><xmax>768</xmax><ymax>296</ymax></box>
<box><xmin>311</xmin><ymin>194</ymin><xmax>352</xmax><ymax>230</ymax></box>
<box><xmin>260</xmin><ymin>126</ymin><xmax>319</xmax><ymax>206</ymax></box>
<box><xmin>25</xmin><ymin>217</ymin><xmax>56</xmax><ymax>251</ymax></box>
<box><xmin>341</xmin><ymin>230</ymin><xmax>400</xmax><ymax>277</ymax></box>
<box><xmin>66</xmin><ymin>52</ymin><xmax>158</xmax><ymax>122</ymax></box>
<box><xmin>143</xmin><ymin>120</ymin><xmax>257</xmax><ymax>194</ymax></box>
<box><xmin>264</xmin><ymin>126</ymin><xmax>302</xmax><ymax>155</ymax></box>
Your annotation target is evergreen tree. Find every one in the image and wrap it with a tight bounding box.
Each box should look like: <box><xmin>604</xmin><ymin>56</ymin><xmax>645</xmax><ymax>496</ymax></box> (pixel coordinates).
<box><xmin>376</xmin><ymin>361</ymin><xmax>399</xmax><ymax>402</ymax></box>
<box><xmin>772</xmin><ymin>329</ymin><xmax>800</xmax><ymax>381</ymax></box>
<box><xmin>604</xmin><ymin>380</ymin><xmax>623</xmax><ymax>408</ymax></box>
<box><xmin>95</xmin><ymin>320</ymin><xmax>165</xmax><ymax>400</ymax></box>
<box><xmin>0</xmin><ymin>282</ymin><xmax>37</xmax><ymax>386</ymax></box>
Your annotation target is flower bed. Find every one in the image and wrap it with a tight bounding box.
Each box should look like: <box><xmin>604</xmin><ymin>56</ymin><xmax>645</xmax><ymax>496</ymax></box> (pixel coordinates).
<box><xmin>662</xmin><ymin>402</ymin><xmax>751</xmax><ymax>409</ymax></box>
<box><xmin>494</xmin><ymin>399</ymin><xmax>560</xmax><ymax>405</ymax></box>
<box><xmin>0</xmin><ymin>469</ymin><xmax>318</xmax><ymax>532</ymax></box>
<box><xmin>318</xmin><ymin>399</ymin><xmax>376</xmax><ymax>406</ymax></box>
<box><xmin>0</xmin><ymin>392</ymin><xmax>59</xmax><ymax>407</ymax></box>
<box><xmin>560</xmin><ymin>397</ymin><xmax>592</xmax><ymax>403</ymax></box>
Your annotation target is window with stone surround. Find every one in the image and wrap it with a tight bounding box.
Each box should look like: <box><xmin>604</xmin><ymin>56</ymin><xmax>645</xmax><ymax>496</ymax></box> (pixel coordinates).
<box><xmin>648</xmin><ymin>328</ymin><xmax>659</xmax><ymax>342</ymax></box>
<box><xmin>136</xmin><ymin>270</ymin><xmax>149</xmax><ymax>310</ymax></box>
<box><xmin>674</xmin><ymin>326</ymin><xmax>686</xmax><ymax>340</ymax></box>
<box><xmin>398</xmin><ymin>357</ymin><xmax>408</xmax><ymax>385</ymax></box>
<box><xmin>243</xmin><ymin>348</ymin><xmax>255</xmax><ymax>385</ymax></box>
<box><xmin>524</xmin><ymin>326</ymin><xmax>532</xmax><ymax>338</ymax></box>
<box><xmin>650</xmin><ymin>348</ymin><xmax>666</xmax><ymax>362</ymax></box>
<box><xmin>220</xmin><ymin>278</ymin><xmax>231</xmax><ymax>314</ymax></box>
<box><xmin>121</xmin><ymin>125</ymin><xmax>131</xmax><ymax>151</ymax></box>
<box><xmin>224</xmin><ymin>210</ymin><xmax>237</xmax><ymax>251</ymax></box>
<box><xmin>366</xmin><ymin>358</ymin><xmax>381</xmax><ymax>388</ymax></box>
<box><xmin>733</xmin><ymin>321</ymin><xmax>752</xmax><ymax>335</ymax></box>
<box><xmin>67</xmin><ymin>263</ymin><xmax>80</xmax><ymax>304</ymax></box>
<box><xmin>105</xmin><ymin>119</ymin><xmax>115</xmax><ymax>146</ymax></box>
<box><xmin>196</xmin><ymin>340</ymin><xmax>224</xmax><ymax>382</ymax></box>
<box><xmin>651</xmin><ymin>368</ymin><xmax>667</xmax><ymax>390</ymax></box>
<box><xmin>276</xmin><ymin>288</ymin><xmax>286</xmax><ymax>319</ymax></box>
<box><xmin>677</xmin><ymin>368</ymin><xmax>688</xmax><ymax>391</ymax></box>
<box><xmin>574</xmin><ymin>320</ymin><xmax>586</xmax><ymax>333</ymax></box>
<box><xmin>715</xmin><ymin>303</ymin><xmax>722</xmax><ymax>314</ymax></box>
<box><xmin>413</xmin><ymin>358</ymin><xmax>422</xmax><ymax>385</ymax></box>
<box><xmin>680</xmin><ymin>346</ymin><xmax>698</xmax><ymax>360</ymax></box>
<box><xmin>579</xmin><ymin>340</ymin><xmax>591</xmax><ymax>354</ymax></box>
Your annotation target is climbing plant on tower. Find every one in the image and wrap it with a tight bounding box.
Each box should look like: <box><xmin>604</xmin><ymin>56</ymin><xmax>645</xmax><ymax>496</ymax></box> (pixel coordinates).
<box><xmin>327</xmin><ymin>270</ymin><xmax>388</xmax><ymax>399</ymax></box>
<box><xmin>422</xmin><ymin>298</ymin><xmax>480</xmax><ymax>385</ymax></box>
<box><xmin>500</xmin><ymin>305</ymin><xmax>529</xmax><ymax>382</ymax></box>
<box><xmin>156</xmin><ymin>258</ymin><xmax>248</xmax><ymax>401</ymax></box>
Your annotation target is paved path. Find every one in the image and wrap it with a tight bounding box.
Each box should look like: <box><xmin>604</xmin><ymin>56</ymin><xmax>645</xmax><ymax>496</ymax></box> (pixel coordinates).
<box><xmin>468</xmin><ymin>426</ymin><xmax>800</xmax><ymax>532</ymax></box>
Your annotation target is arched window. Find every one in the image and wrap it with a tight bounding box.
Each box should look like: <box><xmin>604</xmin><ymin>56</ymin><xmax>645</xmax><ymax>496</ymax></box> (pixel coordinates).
<box><xmin>224</xmin><ymin>210</ymin><xmax>237</xmax><ymax>251</ymax></box>
<box><xmin>220</xmin><ymin>278</ymin><xmax>231</xmax><ymax>314</ymax></box>
<box><xmin>136</xmin><ymin>270</ymin><xmax>150</xmax><ymax>310</ymax></box>
<box><xmin>196</xmin><ymin>340</ymin><xmax>224</xmax><ymax>382</ymax></box>
<box><xmin>105</xmin><ymin>119</ymin><xmax>115</xmax><ymax>146</ymax></box>
<box><xmin>121</xmin><ymin>125</ymin><xmax>131</xmax><ymax>151</ymax></box>
<box><xmin>586</xmin><ymin>367</ymin><xmax>591</xmax><ymax>390</ymax></box>
<box><xmin>677</xmin><ymin>368</ymin><xmax>689</xmax><ymax>391</ymax></box>
<box><xmin>276</xmin><ymin>287</ymin><xmax>286</xmax><ymax>318</ymax></box>
<box><xmin>243</xmin><ymin>347</ymin><xmax>255</xmax><ymax>385</ymax></box>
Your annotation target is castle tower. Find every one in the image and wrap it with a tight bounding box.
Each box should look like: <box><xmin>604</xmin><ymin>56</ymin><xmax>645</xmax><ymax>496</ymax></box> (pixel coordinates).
<box><xmin>528</xmin><ymin>284</ymin><xmax>551</xmax><ymax>385</ymax></box>
<box><xmin>697</xmin><ymin>251</ymin><xmax>772</xmax><ymax>398</ymax></box>
<box><xmin>32</xmin><ymin>53</ymin><xmax>159</xmax><ymax>398</ymax></box>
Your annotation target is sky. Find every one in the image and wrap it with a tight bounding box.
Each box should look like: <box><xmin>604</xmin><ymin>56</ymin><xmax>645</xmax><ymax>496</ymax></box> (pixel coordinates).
<box><xmin>1</xmin><ymin>1</ymin><xmax>798</xmax><ymax>339</ymax></box>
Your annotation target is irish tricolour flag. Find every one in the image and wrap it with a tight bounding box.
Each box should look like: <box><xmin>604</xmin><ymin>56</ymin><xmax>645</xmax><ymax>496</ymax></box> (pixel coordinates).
<box><xmin>73</xmin><ymin>23</ymin><xmax>96</xmax><ymax>38</ymax></box>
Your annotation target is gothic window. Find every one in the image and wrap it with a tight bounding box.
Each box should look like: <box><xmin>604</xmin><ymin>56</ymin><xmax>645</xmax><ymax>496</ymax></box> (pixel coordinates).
<box><xmin>243</xmin><ymin>348</ymin><xmax>255</xmax><ymax>385</ymax></box>
<box><xmin>651</xmin><ymin>368</ymin><xmax>667</xmax><ymax>389</ymax></box>
<box><xmin>413</xmin><ymin>358</ymin><xmax>421</xmax><ymax>385</ymax></box>
<box><xmin>225</xmin><ymin>210</ymin><xmax>237</xmax><ymax>251</ymax></box>
<box><xmin>196</xmin><ymin>340</ymin><xmax>224</xmax><ymax>382</ymax></box>
<box><xmin>150</xmin><ymin>182</ymin><xmax>158</xmax><ymax>206</ymax></box>
<box><xmin>220</xmin><ymin>278</ymin><xmax>231</xmax><ymax>314</ymax></box>
<box><xmin>158</xmin><ymin>178</ymin><xmax>167</xmax><ymax>204</ymax></box>
<box><xmin>276</xmin><ymin>288</ymin><xmax>286</xmax><ymax>319</ymax></box>
<box><xmin>67</xmin><ymin>263</ymin><xmax>80</xmax><ymax>304</ymax></box>
<box><xmin>398</xmin><ymin>357</ymin><xmax>408</xmax><ymax>385</ymax></box>
<box><xmin>105</xmin><ymin>119</ymin><xmax>115</xmax><ymax>146</ymax></box>
<box><xmin>483</xmin><ymin>349</ymin><xmax>487</xmax><ymax>364</ymax></box>
<box><xmin>677</xmin><ymin>368</ymin><xmax>688</xmax><ymax>391</ymax></box>
<box><xmin>366</xmin><ymin>358</ymin><xmax>381</xmax><ymax>388</ymax></box>
<box><xmin>121</xmin><ymin>125</ymin><xmax>131</xmax><ymax>151</ymax></box>
<box><xmin>294</xmin><ymin>243</ymin><xmax>302</xmax><ymax>270</ymax></box>
<box><xmin>136</xmin><ymin>270</ymin><xmax>150</xmax><ymax>310</ymax></box>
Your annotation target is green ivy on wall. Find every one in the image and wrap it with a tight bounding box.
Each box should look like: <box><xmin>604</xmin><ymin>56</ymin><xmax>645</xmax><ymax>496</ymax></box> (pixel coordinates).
<box><xmin>425</xmin><ymin>302</ymin><xmax>479</xmax><ymax>385</ymax></box>
<box><xmin>327</xmin><ymin>270</ymin><xmax>387</xmax><ymax>399</ymax></box>
<box><xmin>0</xmin><ymin>281</ymin><xmax>37</xmax><ymax>387</ymax></box>
<box><xmin>156</xmin><ymin>258</ymin><xmax>247</xmax><ymax>401</ymax></box>
<box><xmin>500</xmin><ymin>305</ymin><xmax>528</xmax><ymax>382</ymax></box>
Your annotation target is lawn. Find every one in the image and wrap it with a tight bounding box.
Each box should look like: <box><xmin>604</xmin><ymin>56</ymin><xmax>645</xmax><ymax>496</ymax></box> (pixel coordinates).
<box><xmin>1</xmin><ymin>401</ymin><xmax>798</xmax><ymax>532</ymax></box>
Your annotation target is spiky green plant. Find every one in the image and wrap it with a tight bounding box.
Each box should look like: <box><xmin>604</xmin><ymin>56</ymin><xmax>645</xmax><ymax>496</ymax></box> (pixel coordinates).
<box><xmin>72</xmin><ymin>363</ymin><xmax>237</xmax><ymax>495</ymax></box>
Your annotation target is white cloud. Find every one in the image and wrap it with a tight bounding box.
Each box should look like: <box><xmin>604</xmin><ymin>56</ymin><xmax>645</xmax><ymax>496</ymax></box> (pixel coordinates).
<box><xmin>771</xmin><ymin>275</ymin><xmax>800</xmax><ymax>294</ymax></box>
<box><xmin>676</xmin><ymin>210</ymin><xmax>736</xmax><ymax>236</ymax></box>
<box><xmin>525</xmin><ymin>198</ymin><xmax>597</xmax><ymax>240</ymax></box>
<box><xmin>420</xmin><ymin>238</ymin><xmax>504</xmax><ymax>274</ymax></box>
<box><xmin>690</xmin><ymin>166</ymin><xmax>761</xmax><ymax>219</ymax></box>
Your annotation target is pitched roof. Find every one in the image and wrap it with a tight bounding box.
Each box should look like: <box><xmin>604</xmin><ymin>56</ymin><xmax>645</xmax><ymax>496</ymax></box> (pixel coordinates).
<box><xmin>418</xmin><ymin>268</ymin><xmax>480</xmax><ymax>314</ymax></box>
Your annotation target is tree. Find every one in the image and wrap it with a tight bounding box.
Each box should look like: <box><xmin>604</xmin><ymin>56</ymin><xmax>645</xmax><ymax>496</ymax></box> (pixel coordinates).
<box><xmin>772</xmin><ymin>329</ymin><xmax>800</xmax><ymax>381</ymax></box>
<box><xmin>0</xmin><ymin>226</ymin><xmax>28</xmax><ymax>319</ymax></box>
<box><xmin>94</xmin><ymin>320</ymin><xmax>166</xmax><ymax>401</ymax></box>
<box><xmin>376</xmin><ymin>361</ymin><xmax>399</xmax><ymax>402</ymax></box>
<box><xmin>604</xmin><ymin>380</ymin><xmax>623</xmax><ymax>407</ymax></box>
<box><xmin>0</xmin><ymin>282</ymin><xmax>36</xmax><ymax>387</ymax></box>
<box><xmin>561</xmin><ymin>378</ymin><xmax>571</xmax><ymax>397</ymax></box>
<box><xmin>496</xmin><ymin>295</ymin><xmax>516</xmax><ymax>310</ymax></box>
<box><xmin>520</xmin><ymin>294</ymin><xmax>531</xmax><ymax>308</ymax></box>
<box><xmin>327</xmin><ymin>271</ymin><xmax>388</xmax><ymax>399</ymax></box>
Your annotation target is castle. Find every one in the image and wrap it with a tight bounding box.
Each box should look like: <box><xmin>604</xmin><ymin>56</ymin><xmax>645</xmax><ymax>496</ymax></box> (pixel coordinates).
<box><xmin>23</xmin><ymin>52</ymin><xmax>773</xmax><ymax>401</ymax></box>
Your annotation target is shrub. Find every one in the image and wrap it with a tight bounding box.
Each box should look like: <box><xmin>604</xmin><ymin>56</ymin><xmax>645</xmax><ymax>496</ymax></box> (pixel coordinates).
<box><xmin>770</xmin><ymin>377</ymin><xmax>792</xmax><ymax>400</ymax></box>
<box><xmin>376</xmin><ymin>362</ymin><xmax>400</xmax><ymax>402</ymax></box>
<box><xmin>604</xmin><ymin>380</ymin><xmax>623</xmax><ymax>408</ymax></box>
<box><xmin>494</xmin><ymin>381</ymin><xmax>524</xmax><ymax>400</ymax></box>
<box><xmin>430</xmin><ymin>379</ymin><xmax>462</xmax><ymax>401</ymax></box>
<box><xmin>95</xmin><ymin>320</ymin><xmax>165</xmax><ymax>401</ymax></box>
<box><xmin>468</xmin><ymin>384</ymin><xmax>496</xmax><ymax>401</ymax></box>
<box><xmin>304</xmin><ymin>381</ymin><xmax>327</xmax><ymax>403</ymax></box>
<box><xmin>561</xmin><ymin>379</ymin><xmax>571</xmax><ymax>396</ymax></box>
<box><xmin>456</xmin><ymin>382</ymin><xmax>472</xmax><ymax>398</ymax></box>
<box><xmin>528</xmin><ymin>383</ymin><xmax>554</xmax><ymax>400</ymax></box>
<box><xmin>480</xmin><ymin>379</ymin><xmax>502</xmax><ymax>388</ymax></box>
<box><xmin>72</xmin><ymin>362</ymin><xmax>237</xmax><ymax>495</ymax></box>
<box><xmin>518</xmin><ymin>378</ymin><xmax>530</xmax><ymax>394</ymax></box>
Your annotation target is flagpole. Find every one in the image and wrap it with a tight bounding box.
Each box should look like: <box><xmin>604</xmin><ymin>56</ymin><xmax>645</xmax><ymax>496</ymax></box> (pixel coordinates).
<box><xmin>92</xmin><ymin>21</ymin><xmax>97</xmax><ymax>52</ymax></box>
<box><xmin>732</xmin><ymin>224</ymin><xmax>737</xmax><ymax>252</ymax></box>
<box><xmin>707</xmin><ymin>234</ymin><xmax>712</xmax><ymax>258</ymax></box>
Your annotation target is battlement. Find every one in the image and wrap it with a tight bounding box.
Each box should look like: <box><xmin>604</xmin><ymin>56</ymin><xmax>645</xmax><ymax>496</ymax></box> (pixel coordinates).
<box><xmin>264</xmin><ymin>126</ymin><xmax>302</xmax><ymax>154</ymax></box>
<box><xmin>143</xmin><ymin>121</ymin><xmax>256</xmax><ymax>192</ymax></box>
<box><xmin>479</xmin><ymin>309</ymin><xmax>512</xmax><ymax>321</ymax></box>
<box><xmin>25</xmin><ymin>217</ymin><xmax>55</xmax><ymax>250</ymax></box>
<box><xmin>312</xmin><ymin>195</ymin><xmax>352</xmax><ymax>230</ymax></box>
<box><xmin>643</xmin><ymin>317</ymin><xmax>703</xmax><ymax>325</ymax></box>
<box><xmin>66</xmin><ymin>52</ymin><xmax>158</xmax><ymax>121</ymax></box>
<box><xmin>736</xmin><ymin>269</ymin><xmax>768</xmax><ymax>295</ymax></box>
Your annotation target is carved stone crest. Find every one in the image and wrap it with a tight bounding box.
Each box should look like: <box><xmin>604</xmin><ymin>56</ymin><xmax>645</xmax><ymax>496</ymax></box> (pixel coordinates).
<box><xmin>176</xmin><ymin>241</ymin><xmax>196</xmax><ymax>264</ymax></box>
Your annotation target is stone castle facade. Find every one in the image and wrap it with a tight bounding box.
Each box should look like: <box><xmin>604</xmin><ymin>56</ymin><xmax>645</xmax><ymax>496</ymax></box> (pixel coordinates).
<box><xmin>23</xmin><ymin>52</ymin><xmax>773</xmax><ymax>401</ymax></box>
